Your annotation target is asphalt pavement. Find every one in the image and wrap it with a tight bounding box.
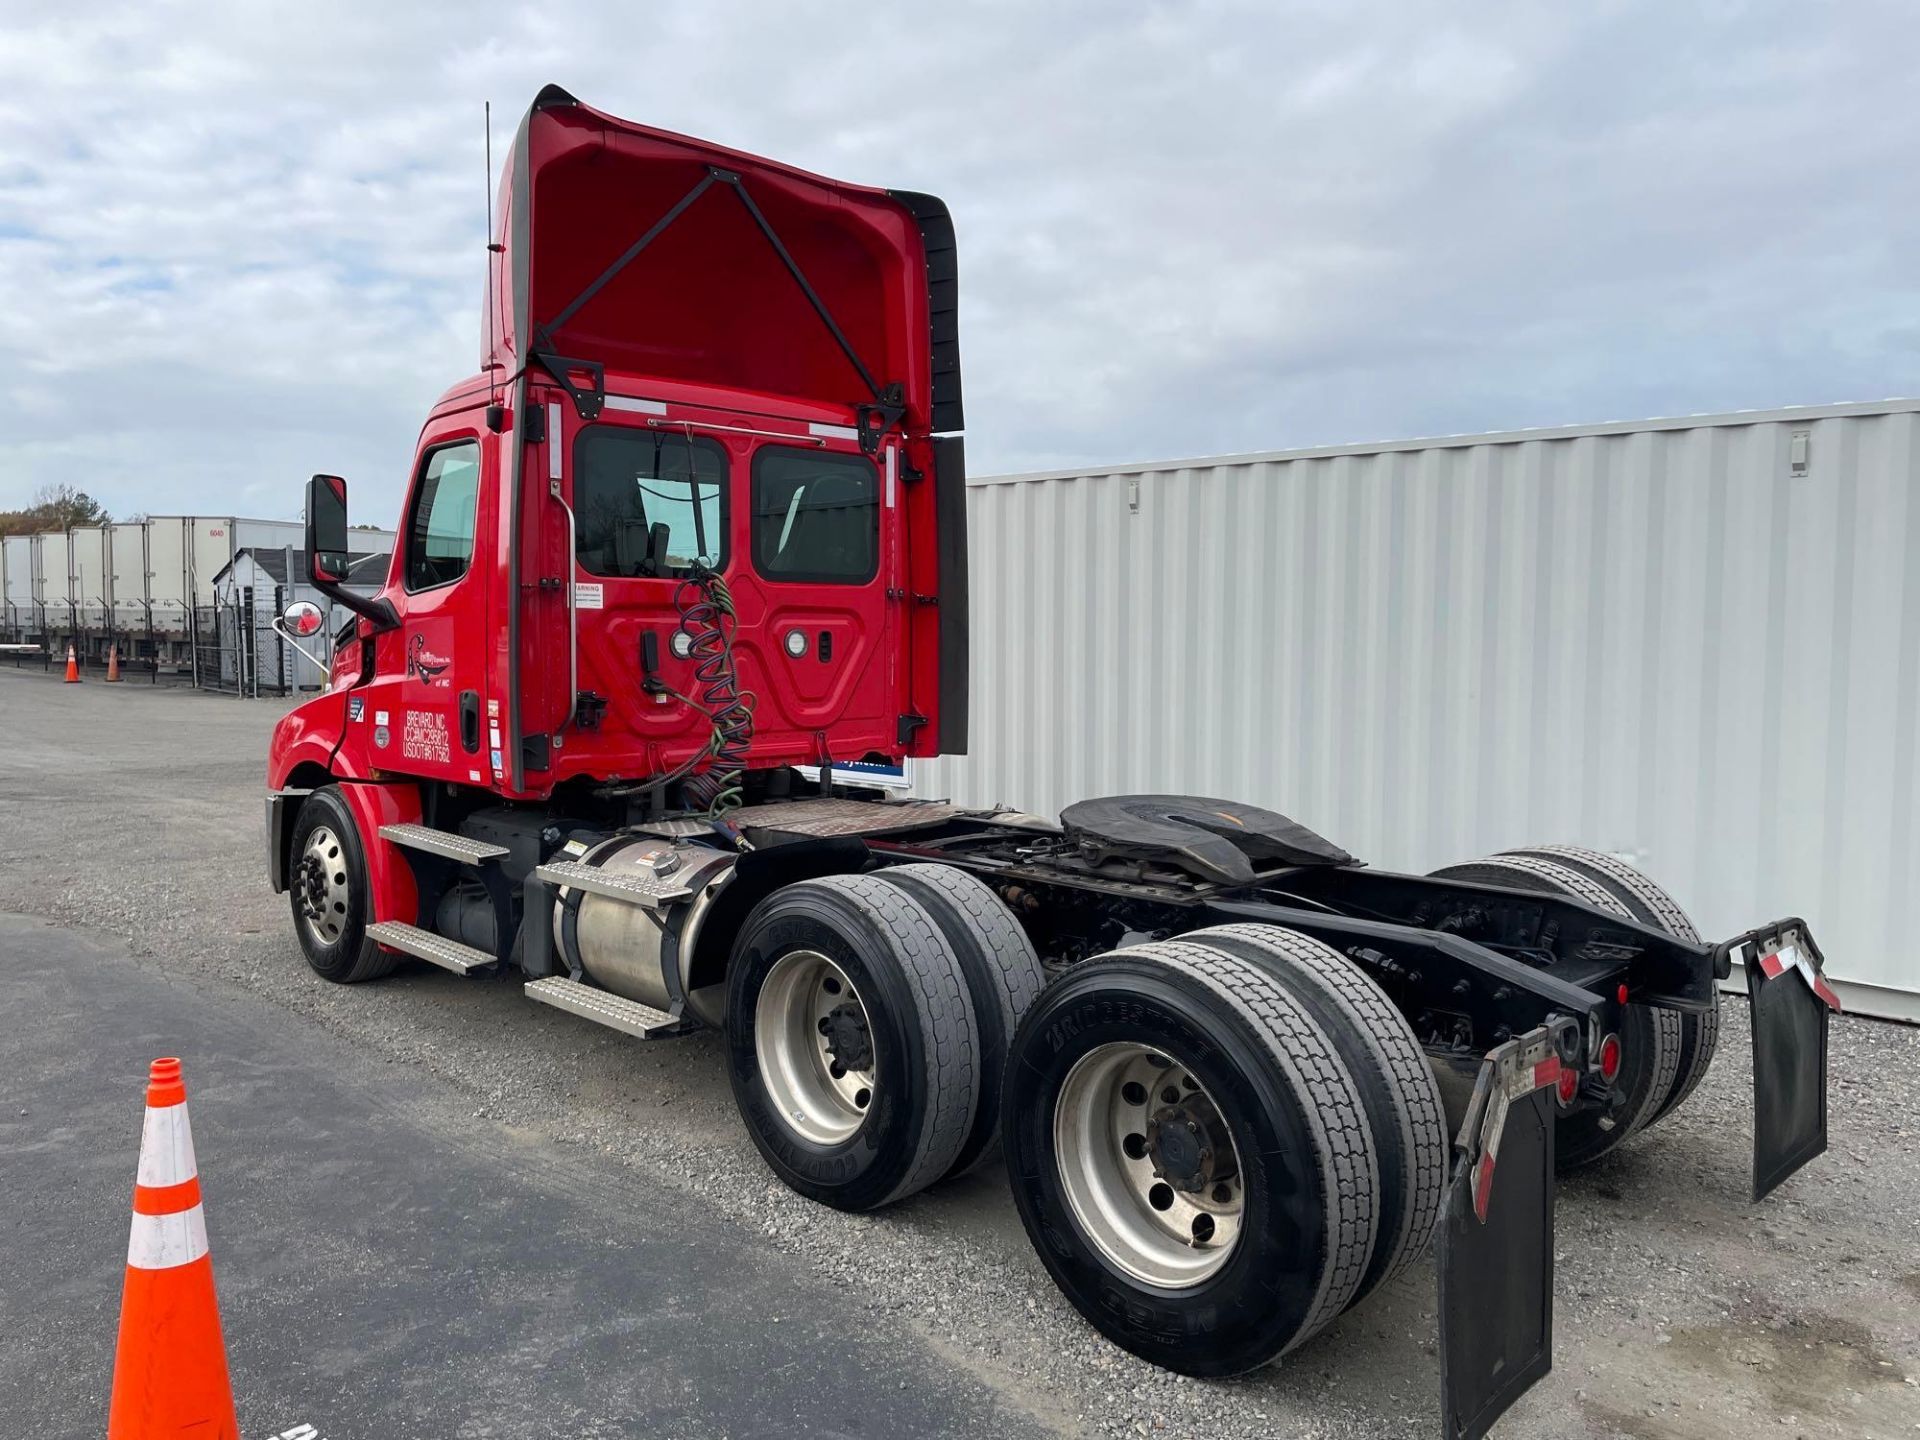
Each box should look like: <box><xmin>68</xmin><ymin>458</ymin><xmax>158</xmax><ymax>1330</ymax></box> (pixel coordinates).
<box><xmin>0</xmin><ymin>913</ymin><xmax>1058</xmax><ymax>1439</ymax></box>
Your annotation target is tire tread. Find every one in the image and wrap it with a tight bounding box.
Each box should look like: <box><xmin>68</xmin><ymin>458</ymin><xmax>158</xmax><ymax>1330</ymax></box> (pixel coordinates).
<box><xmin>807</xmin><ymin>874</ymin><xmax>979</xmax><ymax>1205</ymax></box>
<box><xmin>871</xmin><ymin>863</ymin><xmax>1047</xmax><ymax>1176</ymax></box>
<box><xmin>1188</xmin><ymin>924</ymin><xmax>1447</xmax><ymax>1301</ymax></box>
<box><xmin>1131</xmin><ymin>939</ymin><xmax>1379</xmax><ymax>1352</ymax></box>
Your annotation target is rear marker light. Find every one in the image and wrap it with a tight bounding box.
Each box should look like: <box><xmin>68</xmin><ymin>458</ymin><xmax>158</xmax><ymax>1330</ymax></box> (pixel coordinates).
<box><xmin>784</xmin><ymin>629</ymin><xmax>809</xmax><ymax>658</ymax></box>
<box><xmin>669</xmin><ymin>630</ymin><xmax>693</xmax><ymax>660</ymax></box>
<box><xmin>1598</xmin><ymin>1033</ymin><xmax>1623</xmax><ymax>1083</ymax></box>
<box><xmin>1617</xmin><ymin>983</ymin><xmax>1629</xmax><ymax>1005</ymax></box>
<box><xmin>1556</xmin><ymin>1064</ymin><xmax>1579</xmax><ymax>1106</ymax></box>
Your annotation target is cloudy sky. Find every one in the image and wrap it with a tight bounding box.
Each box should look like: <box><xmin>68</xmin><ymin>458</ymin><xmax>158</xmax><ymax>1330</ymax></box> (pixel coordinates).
<box><xmin>0</xmin><ymin>1</ymin><xmax>1912</xmax><ymax>523</ymax></box>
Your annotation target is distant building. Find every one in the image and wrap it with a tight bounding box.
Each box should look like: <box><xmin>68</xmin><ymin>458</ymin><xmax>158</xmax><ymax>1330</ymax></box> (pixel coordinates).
<box><xmin>210</xmin><ymin>547</ymin><xmax>391</xmax><ymax>690</ymax></box>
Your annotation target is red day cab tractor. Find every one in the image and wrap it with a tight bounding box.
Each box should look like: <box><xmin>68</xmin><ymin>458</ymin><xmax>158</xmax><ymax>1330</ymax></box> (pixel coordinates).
<box><xmin>266</xmin><ymin>86</ymin><xmax>1839</xmax><ymax>1439</ymax></box>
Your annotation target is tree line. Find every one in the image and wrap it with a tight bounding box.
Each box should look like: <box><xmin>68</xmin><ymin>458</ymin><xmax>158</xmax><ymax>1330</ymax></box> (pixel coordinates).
<box><xmin>0</xmin><ymin>484</ymin><xmax>112</xmax><ymax>537</ymax></box>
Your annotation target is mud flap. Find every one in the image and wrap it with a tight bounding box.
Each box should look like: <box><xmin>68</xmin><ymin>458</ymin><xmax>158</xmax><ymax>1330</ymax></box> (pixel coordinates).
<box><xmin>1437</xmin><ymin>1026</ymin><xmax>1565</xmax><ymax>1440</ymax></box>
<box><xmin>1739</xmin><ymin>921</ymin><xmax>1837</xmax><ymax>1201</ymax></box>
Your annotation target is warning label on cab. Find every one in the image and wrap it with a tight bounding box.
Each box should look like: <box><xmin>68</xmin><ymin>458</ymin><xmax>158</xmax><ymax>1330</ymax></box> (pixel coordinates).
<box><xmin>402</xmin><ymin>709</ymin><xmax>451</xmax><ymax>765</ymax></box>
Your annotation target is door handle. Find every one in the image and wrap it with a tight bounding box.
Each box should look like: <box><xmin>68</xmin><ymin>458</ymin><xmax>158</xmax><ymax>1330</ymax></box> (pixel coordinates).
<box><xmin>460</xmin><ymin>690</ymin><xmax>481</xmax><ymax>753</ymax></box>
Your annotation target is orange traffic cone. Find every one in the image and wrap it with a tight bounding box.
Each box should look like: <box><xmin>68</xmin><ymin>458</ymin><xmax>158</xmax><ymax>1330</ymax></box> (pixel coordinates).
<box><xmin>106</xmin><ymin>1058</ymin><xmax>239</xmax><ymax>1440</ymax></box>
<box><xmin>105</xmin><ymin>645</ymin><xmax>121</xmax><ymax>682</ymax></box>
<box><xmin>64</xmin><ymin>644</ymin><xmax>80</xmax><ymax>683</ymax></box>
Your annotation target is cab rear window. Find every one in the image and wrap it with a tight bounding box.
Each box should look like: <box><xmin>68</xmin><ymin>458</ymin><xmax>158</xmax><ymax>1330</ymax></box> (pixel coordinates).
<box><xmin>573</xmin><ymin>427</ymin><xmax>727</xmax><ymax>578</ymax></box>
<box><xmin>751</xmin><ymin>447</ymin><xmax>879</xmax><ymax>584</ymax></box>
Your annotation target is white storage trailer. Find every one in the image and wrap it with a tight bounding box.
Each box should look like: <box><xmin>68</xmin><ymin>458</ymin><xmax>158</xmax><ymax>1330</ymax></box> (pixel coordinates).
<box><xmin>5</xmin><ymin>516</ymin><xmax>394</xmax><ymax>667</ymax></box>
<box><xmin>0</xmin><ymin>534</ymin><xmax>39</xmax><ymax>642</ymax></box>
<box><xmin>911</xmin><ymin>397</ymin><xmax>1920</xmax><ymax>1020</ymax></box>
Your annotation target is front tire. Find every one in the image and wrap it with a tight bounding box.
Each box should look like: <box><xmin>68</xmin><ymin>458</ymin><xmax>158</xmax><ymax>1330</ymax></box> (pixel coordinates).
<box><xmin>287</xmin><ymin>786</ymin><xmax>393</xmax><ymax>984</ymax></box>
<box><xmin>1002</xmin><ymin>940</ymin><xmax>1379</xmax><ymax>1375</ymax></box>
<box><xmin>726</xmin><ymin>875</ymin><xmax>979</xmax><ymax>1212</ymax></box>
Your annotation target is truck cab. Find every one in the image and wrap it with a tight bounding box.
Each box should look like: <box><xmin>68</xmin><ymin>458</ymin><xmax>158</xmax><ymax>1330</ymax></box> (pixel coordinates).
<box><xmin>271</xmin><ymin>84</ymin><xmax>966</xmax><ymax>813</ymax></box>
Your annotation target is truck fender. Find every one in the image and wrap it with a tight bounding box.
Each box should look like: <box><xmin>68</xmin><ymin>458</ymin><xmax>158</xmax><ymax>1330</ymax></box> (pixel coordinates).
<box><xmin>683</xmin><ymin>836</ymin><xmax>871</xmax><ymax>995</ymax></box>
<box><xmin>267</xmin><ymin>690</ymin><xmax>374</xmax><ymax>789</ymax></box>
<box><xmin>334</xmin><ymin>781</ymin><xmax>423</xmax><ymax>929</ymax></box>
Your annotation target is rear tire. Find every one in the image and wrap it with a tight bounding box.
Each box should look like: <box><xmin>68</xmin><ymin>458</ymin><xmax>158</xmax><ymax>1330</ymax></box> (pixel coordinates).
<box><xmin>1499</xmin><ymin>844</ymin><xmax>1718</xmax><ymax>1128</ymax></box>
<box><xmin>1429</xmin><ymin>854</ymin><xmax>1682</xmax><ymax>1172</ymax></box>
<box><xmin>287</xmin><ymin>786</ymin><xmax>394</xmax><ymax>984</ymax></box>
<box><xmin>1002</xmin><ymin>939</ymin><xmax>1379</xmax><ymax>1375</ymax></box>
<box><xmin>870</xmin><ymin>863</ymin><xmax>1047</xmax><ymax>1179</ymax></box>
<box><xmin>1184</xmin><ymin>924</ymin><xmax>1447</xmax><ymax>1307</ymax></box>
<box><xmin>726</xmin><ymin>874</ymin><xmax>978</xmax><ymax>1212</ymax></box>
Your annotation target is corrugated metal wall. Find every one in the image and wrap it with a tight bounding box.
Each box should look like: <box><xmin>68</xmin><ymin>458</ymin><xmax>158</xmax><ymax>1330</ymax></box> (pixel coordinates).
<box><xmin>911</xmin><ymin>400</ymin><xmax>1920</xmax><ymax>1018</ymax></box>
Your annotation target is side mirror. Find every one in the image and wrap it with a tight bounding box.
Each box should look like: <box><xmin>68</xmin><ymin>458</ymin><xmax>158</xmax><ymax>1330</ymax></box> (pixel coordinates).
<box><xmin>300</xmin><ymin>473</ymin><xmax>398</xmax><ymax>633</ymax></box>
<box><xmin>281</xmin><ymin>600</ymin><xmax>325</xmax><ymax>638</ymax></box>
<box><xmin>306</xmin><ymin>474</ymin><xmax>351</xmax><ymax>583</ymax></box>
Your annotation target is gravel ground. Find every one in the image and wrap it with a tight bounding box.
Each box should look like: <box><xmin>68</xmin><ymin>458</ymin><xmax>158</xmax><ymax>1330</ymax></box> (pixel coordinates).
<box><xmin>2</xmin><ymin>666</ymin><xmax>1917</xmax><ymax>1440</ymax></box>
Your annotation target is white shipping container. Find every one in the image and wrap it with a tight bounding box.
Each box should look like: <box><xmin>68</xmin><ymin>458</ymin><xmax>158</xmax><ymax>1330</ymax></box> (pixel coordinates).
<box><xmin>911</xmin><ymin>398</ymin><xmax>1920</xmax><ymax>1019</ymax></box>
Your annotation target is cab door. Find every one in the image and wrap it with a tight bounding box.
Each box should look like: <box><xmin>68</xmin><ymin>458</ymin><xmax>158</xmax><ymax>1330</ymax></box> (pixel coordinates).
<box><xmin>359</xmin><ymin>429</ymin><xmax>493</xmax><ymax>784</ymax></box>
<box><xmin>734</xmin><ymin>438</ymin><xmax>901</xmax><ymax>759</ymax></box>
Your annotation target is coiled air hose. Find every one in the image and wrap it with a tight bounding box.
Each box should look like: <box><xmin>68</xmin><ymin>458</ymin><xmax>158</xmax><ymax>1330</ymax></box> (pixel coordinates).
<box><xmin>652</xmin><ymin>564</ymin><xmax>756</xmax><ymax>818</ymax></box>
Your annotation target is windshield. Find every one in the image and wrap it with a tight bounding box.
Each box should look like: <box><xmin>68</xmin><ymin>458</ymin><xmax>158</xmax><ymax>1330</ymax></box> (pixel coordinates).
<box><xmin>573</xmin><ymin>425</ymin><xmax>727</xmax><ymax>577</ymax></box>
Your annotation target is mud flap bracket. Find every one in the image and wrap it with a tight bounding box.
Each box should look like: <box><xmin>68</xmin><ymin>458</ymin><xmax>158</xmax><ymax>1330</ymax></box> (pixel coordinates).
<box><xmin>1437</xmin><ymin>1021</ymin><xmax>1569</xmax><ymax>1440</ymax></box>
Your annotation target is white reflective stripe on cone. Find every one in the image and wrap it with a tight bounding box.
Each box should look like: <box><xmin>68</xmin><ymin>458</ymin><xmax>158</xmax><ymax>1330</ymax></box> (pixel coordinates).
<box><xmin>135</xmin><ymin>1102</ymin><xmax>198</xmax><ymax>1188</ymax></box>
<box><xmin>127</xmin><ymin>1204</ymin><xmax>210</xmax><ymax>1270</ymax></box>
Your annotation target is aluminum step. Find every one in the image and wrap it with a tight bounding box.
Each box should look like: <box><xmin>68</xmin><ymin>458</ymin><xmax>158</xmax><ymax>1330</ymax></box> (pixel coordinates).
<box><xmin>379</xmin><ymin>823</ymin><xmax>509</xmax><ymax>865</ymax></box>
<box><xmin>366</xmin><ymin>921</ymin><xmax>496</xmax><ymax>976</ymax></box>
<box><xmin>534</xmin><ymin>860</ymin><xmax>693</xmax><ymax>909</ymax></box>
<box><xmin>524</xmin><ymin>977</ymin><xmax>691</xmax><ymax>1039</ymax></box>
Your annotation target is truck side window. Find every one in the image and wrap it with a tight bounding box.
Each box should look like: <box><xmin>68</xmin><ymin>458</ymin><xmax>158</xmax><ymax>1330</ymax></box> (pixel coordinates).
<box><xmin>751</xmin><ymin>447</ymin><xmax>879</xmax><ymax>584</ymax></box>
<box><xmin>403</xmin><ymin>440</ymin><xmax>481</xmax><ymax>593</ymax></box>
<box><xmin>573</xmin><ymin>427</ymin><xmax>727</xmax><ymax>578</ymax></box>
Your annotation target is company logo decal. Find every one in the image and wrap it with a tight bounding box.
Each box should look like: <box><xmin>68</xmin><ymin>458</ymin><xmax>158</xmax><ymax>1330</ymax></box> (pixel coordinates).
<box><xmin>407</xmin><ymin>634</ymin><xmax>452</xmax><ymax>687</ymax></box>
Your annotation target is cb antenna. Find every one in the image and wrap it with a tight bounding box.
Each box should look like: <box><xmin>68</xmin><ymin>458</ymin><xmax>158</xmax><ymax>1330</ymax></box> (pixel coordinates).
<box><xmin>485</xmin><ymin>100</ymin><xmax>501</xmax><ymax>409</ymax></box>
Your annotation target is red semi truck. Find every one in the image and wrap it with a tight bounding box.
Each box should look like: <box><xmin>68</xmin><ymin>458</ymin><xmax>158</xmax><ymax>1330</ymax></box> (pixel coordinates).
<box><xmin>266</xmin><ymin>86</ymin><xmax>1837</xmax><ymax>1438</ymax></box>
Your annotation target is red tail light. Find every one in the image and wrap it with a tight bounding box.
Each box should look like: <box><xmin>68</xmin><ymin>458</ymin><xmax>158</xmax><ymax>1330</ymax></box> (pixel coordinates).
<box><xmin>1598</xmin><ymin>1032</ymin><xmax>1623</xmax><ymax>1083</ymax></box>
<box><xmin>1556</xmin><ymin>1064</ymin><xmax>1579</xmax><ymax>1106</ymax></box>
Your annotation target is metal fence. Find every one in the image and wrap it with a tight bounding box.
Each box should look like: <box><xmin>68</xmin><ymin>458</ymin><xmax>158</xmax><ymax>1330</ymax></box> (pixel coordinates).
<box><xmin>191</xmin><ymin>588</ymin><xmax>300</xmax><ymax>697</ymax></box>
<box><xmin>0</xmin><ymin>588</ymin><xmax>317</xmax><ymax>695</ymax></box>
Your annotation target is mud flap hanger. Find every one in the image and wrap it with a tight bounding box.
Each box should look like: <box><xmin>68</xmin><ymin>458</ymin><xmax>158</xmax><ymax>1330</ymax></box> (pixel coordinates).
<box><xmin>529</xmin><ymin>166</ymin><xmax>904</xmax><ymax>452</ymax></box>
<box><xmin>1437</xmin><ymin>1018</ymin><xmax>1573</xmax><ymax>1440</ymax></box>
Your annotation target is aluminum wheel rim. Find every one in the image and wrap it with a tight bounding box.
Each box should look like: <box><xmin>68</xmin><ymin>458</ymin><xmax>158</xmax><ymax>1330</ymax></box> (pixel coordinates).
<box><xmin>1054</xmin><ymin>1042</ymin><xmax>1245</xmax><ymax>1288</ymax></box>
<box><xmin>755</xmin><ymin>949</ymin><xmax>875</xmax><ymax>1145</ymax></box>
<box><xmin>296</xmin><ymin>824</ymin><xmax>352</xmax><ymax>947</ymax></box>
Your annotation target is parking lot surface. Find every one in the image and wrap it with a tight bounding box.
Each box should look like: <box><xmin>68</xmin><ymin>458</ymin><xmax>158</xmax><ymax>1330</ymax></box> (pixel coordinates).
<box><xmin>2</xmin><ymin>667</ymin><xmax>1917</xmax><ymax>1439</ymax></box>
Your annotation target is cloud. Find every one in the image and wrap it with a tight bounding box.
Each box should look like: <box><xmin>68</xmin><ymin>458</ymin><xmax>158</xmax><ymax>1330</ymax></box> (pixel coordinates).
<box><xmin>0</xmin><ymin>0</ymin><xmax>1914</xmax><ymax>522</ymax></box>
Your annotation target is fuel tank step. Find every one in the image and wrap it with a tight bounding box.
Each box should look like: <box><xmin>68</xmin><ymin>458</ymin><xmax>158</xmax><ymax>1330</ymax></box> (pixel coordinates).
<box><xmin>366</xmin><ymin>921</ymin><xmax>496</xmax><ymax>976</ymax></box>
<box><xmin>379</xmin><ymin>823</ymin><xmax>509</xmax><ymax>865</ymax></box>
<box><xmin>534</xmin><ymin>860</ymin><xmax>694</xmax><ymax>909</ymax></box>
<box><xmin>523</xmin><ymin>977</ymin><xmax>694</xmax><ymax>1039</ymax></box>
